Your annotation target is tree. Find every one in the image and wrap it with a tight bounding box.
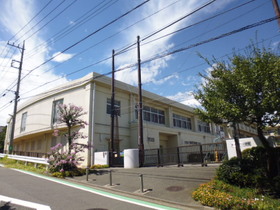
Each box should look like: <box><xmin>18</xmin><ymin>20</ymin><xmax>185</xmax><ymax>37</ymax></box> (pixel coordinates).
<box><xmin>48</xmin><ymin>104</ymin><xmax>88</xmax><ymax>174</ymax></box>
<box><xmin>194</xmin><ymin>60</ymin><xmax>246</xmax><ymax>159</ymax></box>
<box><xmin>195</xmin><ymin>45</ymin><xmax>280</xmax><ymax>176</ymax></box>
<box><xmin>0</xmin><ymin>126</ymin><xmax>7</xmax><ymax>153</ymax></box>
<box><xmin>56</xmin><ymin>103</ymin><xmax>88</xmax><ymax>154</ymax></box>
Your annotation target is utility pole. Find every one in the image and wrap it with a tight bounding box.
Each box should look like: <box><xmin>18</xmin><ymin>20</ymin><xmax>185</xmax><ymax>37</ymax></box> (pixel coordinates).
<box><xmin>272</xmin><ymin>0</ymin><xmax>280</xmax><ymax>28</ymax></box>
<box><xmin>137</xmin><ymin>36</ymin><xmax>144</xmax><ymax>166</ymax></box>
<box><xmin>7</xmin><ymin>40</ymin><xmax>25</xmax><ymax>154</ymax></box>
<box><xmin>110</xmin><ymin>49</ymin><xmax>115</xmax><ymax>167</ymax></box>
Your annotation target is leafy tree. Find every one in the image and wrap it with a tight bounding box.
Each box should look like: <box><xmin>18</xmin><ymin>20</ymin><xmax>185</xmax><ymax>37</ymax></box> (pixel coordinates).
<box><xmin>195</xmin><ymin>45</ymin><xmax>280</xmax><ymax>176</ymax></box>
<box><xmin>0</xmin><ymin>126</ymin><xmax>7</xmax><ymax>153</ymax></box>
<box><xmin>194</xmin><ymin>60</ymin><xmax>247</xmax><ymax>158</ymax></box>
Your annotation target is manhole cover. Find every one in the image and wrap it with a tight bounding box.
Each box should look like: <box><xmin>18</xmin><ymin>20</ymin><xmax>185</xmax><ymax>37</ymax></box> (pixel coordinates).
<box><xmin>166</xmin><ymin>186</ymin><xmax>184</xmax><ymax>192</ymax></box>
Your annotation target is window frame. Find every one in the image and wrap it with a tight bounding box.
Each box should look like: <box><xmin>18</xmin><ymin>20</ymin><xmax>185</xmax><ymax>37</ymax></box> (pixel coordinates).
<box><xmin>198</xmin><ymin>121</ymin><xmax>211</xmax><ymax>133</ymax></box>
<box><xmin>52</xmin><ymin>99</ymin><xmax>63</xmax><ymax>125</ymax></box>
<box><xmin>173</xmin><ymin>114</ymin><xmax>192</xmax><ymax>130</ymax></box>
<box><xmin>106</xmin><ymin>98</ymin><xmax>121</xmax><ymax>116</ymax></box>
<box><xmin>136</xmin><ymin>105</ymin><xmax>165</xmax><ymax>125</ymax></box>
<box><xmin>20</xmin><ymin>112</ymin><xmax>28</xmax><ymax>132</ymax></box>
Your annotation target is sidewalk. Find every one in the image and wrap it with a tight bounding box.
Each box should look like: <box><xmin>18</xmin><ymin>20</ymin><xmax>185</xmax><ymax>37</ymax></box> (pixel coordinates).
<box><xmin>67</xmin><ymin>164</ymin><xmax>219</xmax><ymax>209</ymax></box>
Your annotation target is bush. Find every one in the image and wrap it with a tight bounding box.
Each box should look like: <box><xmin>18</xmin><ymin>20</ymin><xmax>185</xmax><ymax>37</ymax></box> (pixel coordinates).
<box><xmin>90</xmin><ymin>164</ymin><xmax>109</xmax><ymax>169</ymax></box>
<box><xmin>216</xmin><ymin>157</ymin><xmax>268</xmax><ymax>188</ymax></box>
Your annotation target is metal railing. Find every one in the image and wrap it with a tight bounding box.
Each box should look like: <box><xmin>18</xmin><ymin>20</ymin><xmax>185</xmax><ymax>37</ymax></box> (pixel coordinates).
<box><xmin>0</xmin><ymin>153</ymin><xmax>49</xmax><ymax>168</ymax></box>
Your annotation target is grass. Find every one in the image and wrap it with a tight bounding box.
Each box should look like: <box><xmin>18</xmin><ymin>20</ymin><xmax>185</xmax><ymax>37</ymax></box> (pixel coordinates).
<box><xmin>0</xmin><ymin>156</ymin><xmax>46</xmax><ymax>174</ymax></box>
<box><xmin>0</xmin><ymin>156</ymin><xmax>109</xmax><ymax>178</ymax></box>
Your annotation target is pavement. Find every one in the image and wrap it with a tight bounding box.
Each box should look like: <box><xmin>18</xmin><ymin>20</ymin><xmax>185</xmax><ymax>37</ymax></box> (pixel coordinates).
<box><xmin>66</xmin><ymin>164</ymin><xmax>220</xmax><ymax>209</ymax></box>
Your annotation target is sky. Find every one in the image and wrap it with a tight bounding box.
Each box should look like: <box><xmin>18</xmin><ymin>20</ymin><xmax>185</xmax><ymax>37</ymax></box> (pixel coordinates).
<box><xmin>0</xmin><ymin>0</ymin><xmax>279</xmax><ymax>126</ymax></box>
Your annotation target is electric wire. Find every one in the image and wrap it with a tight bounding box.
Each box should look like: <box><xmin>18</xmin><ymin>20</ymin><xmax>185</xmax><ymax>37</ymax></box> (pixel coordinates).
<box><xmin>19</xmin><ymin>13</ymin><xmax>280</xmax><ymax>98</ymax></box>
<box><xmin>14</xmin><ymin>0</ymin><xmax>66</xmax><ymax>43</ymax></box>
<box><xmin>34</xmin><ymin>0</ymin><xmax>181</xmax><ymax>76</ymax></box>
<box><xmin>9</xmin><ymin>0</ymin><xmax>53</xmax><ymax>42</ymax></box>
<box><xmin>0</xmin><ymin>1</ymin><xmax>277</xmax><ymax>114</ymax></box>
<box><xmin>24</xmin><ymin>0</ymin><xmax>78</xmax><ymax>42</ymax></box>
<box><xmin>20</xmin><ymin>0</ymin><xmax>150</xmax><ymax>82</ymax></box>
<box><xmin>25</xmin><ymin>0</ymin><xmax>117</xmax><ymax>59</ymax></box>
<box><xmin>16</xmin><ymin>19</ymin><xmax>280</xmax><ymax>108</ymax></box>
<box><xmin>0</xmin><ymin>0</ymin><xmax>150</xmax><ymax>100</ymax></box>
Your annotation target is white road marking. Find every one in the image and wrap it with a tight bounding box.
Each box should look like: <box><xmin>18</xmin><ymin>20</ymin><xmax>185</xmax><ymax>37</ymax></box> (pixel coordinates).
<box><xmin>0</xmin><ymin>195</ymin><xmax>51</xmax><ymax>210</ymax></box>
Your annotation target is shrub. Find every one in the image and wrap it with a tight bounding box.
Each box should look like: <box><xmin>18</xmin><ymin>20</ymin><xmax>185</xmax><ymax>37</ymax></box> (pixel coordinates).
<box><xmin>90</xmin><ymin>164</ymin><xmax>109</xmax><ymax>169</ymax></box>
<box><xmin>48</xmin><ymin>143</ymin><xmax>87</xmax><ymax>174</ymax></box>
<box><xmin>216</xmin><ymin>157</ymin><xmax>268</xmax><ymax>188</ymax></box>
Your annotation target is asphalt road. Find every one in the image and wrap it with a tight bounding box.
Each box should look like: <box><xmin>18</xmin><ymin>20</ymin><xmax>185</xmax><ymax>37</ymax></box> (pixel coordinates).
<box><xmin>0</xmin><ymin>167</ymin><xmax>179</xmax><ymax>210</ymax></box>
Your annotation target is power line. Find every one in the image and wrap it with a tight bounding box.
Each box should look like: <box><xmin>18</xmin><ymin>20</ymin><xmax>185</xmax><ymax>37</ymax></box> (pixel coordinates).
<box><xmin>17</xmin><ymin>17</ymin><xmax>280</xmax><ymax>104</ymax></box>
<box><xmin>24</xmin><ymin>0</ymin><xmax>77</xmax><ymax>41</ymax></box>
<box><xmin>33</xmin><ymin>0</ymin><xmax>180</xmax><ymax>77</ymax></box>
<box><xmin>14</xmin><ymin>0</ymin><xmax>66</xmax><ymax>43</ymax></box>
<box><xmin>25</xmin><ymin>0</ymin><xmax>118</xmax><ymax>59</ymax></box>
<box><xmin>20</xmin><ymin>0</ymin><xmax>150</xmax><ymax>82</ymax></box>
<box><xmin>9</xmin><ymin>0</ymin><xmax>53</xmax><ymax>42</ymax></box>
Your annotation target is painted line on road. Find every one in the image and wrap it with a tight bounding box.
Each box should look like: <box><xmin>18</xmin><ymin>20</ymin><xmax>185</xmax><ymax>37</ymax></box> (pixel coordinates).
<box><xmin>0</xmin><ymin>195</ymin><xmax>51</xmax><ymax>210</ymax></box>
<box><xmin>12</xmin><ymin>169</ymin><xmax>180</xmax><ymax>210</ymax></box>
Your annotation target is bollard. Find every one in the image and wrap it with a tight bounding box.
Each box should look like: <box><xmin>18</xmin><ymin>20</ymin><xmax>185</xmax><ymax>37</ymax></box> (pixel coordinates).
<box><xmin>109</xmin><ymin>170</ymin><xmax>112</xmax><ymax>186</ymax></box>
<box><xmin>139</xmin><ymin>174</ymin><xmax>144</xmax><ymax>193</ymax></box>
<box><xmin>86</xmin><ymin>167</ymin><xmax>89</xmax><ymax>181</ymax></box>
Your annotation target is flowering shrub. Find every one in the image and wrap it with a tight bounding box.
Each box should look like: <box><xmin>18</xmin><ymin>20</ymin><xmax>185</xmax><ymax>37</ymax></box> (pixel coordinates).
<box><xmin>192</xmin><ymin>180</ymin><xmax>280</xmax><ymax>209</ymax></box>
<box><xmin>48</xmin><ymin>103</ymin><xmax>88</xmax><ymax>176</ymax></box>
<box><xmin>48</xmin><ymin>143</ymin><xmax>86</xmax><ymax>175</ymax></box>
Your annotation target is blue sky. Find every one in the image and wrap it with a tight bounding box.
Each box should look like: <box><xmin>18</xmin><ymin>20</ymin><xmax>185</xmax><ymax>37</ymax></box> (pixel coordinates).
<box><xmin>0</xmin><ymin>0</ymin><xmax>279</xmax><ymax>125</ymax></box>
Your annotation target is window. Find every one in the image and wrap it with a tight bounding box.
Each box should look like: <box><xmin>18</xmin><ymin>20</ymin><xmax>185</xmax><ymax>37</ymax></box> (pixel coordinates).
<box><xmin>106</xmin><ymin>98</ymin><xmax>121</xmax><ymax>116</ymax></box>
<box><xmin>52</xmin><ymin>99</ymin><xmax>63</xmax><ymax>124</ymax></box>
<box><xmin>37</xmin><ymin>140</ymin><xmax>41</xmax><ymax>150</ymax></box>
<box><xmin>136</xmin><ymin>105</ymin><xmax>165</xmax><ymax>125</ymax></box>
<box><xmin>184</xmin><ymin>141</ymin><xmax>200</xmax><ymax>145</ymax></box>
<box><xmin>51</xmin><ymin>137</ymin><xmax>57</xmax><ymax>147</ymax></box>
<box><xmin>147</xmin><ymin>137</ymin><xmax>155</xmax><ymax>142</ymax></box>
<box><xmin>173</xmin><ymin>114</ymin><xmax>192</xmax><ymax>130</ymax></box>
<box><xmin>198</xmin><ymin>121</ymin><xmax>210</xmax><ymax>133</ymax></box>
<box><xmin>31</xmin><ymin>141</ymin><xmax>35</xmax><ymax>151</ymax></box>
<box><xmin>20</xmin><ymin>112</ymin><xmax>27</xmax><ymax>132</ymax></box>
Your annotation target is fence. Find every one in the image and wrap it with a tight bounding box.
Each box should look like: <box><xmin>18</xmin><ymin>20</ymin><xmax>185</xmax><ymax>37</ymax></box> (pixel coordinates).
<box><xmin>143</xmin><ymin>142</ymin><xmax>227</xmax><ymax>167</ymax></box>
<box><xmin>4</xmin><ymin>150</ymin><xmax>49</xmax><ymax>158</ymax></box>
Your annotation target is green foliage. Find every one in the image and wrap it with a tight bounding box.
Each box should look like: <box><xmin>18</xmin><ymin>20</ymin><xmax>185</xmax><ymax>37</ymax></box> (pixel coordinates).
<box><xmin>51</xmin><ymin>168</ymin><xmax>86</xmax><ymax>178</ymax></box>
<box><xmin>0</xmin><ymin>126</ymin><xmax>6</xmax><ymax>152</ymax></box>
<box><xmin>195</xmin><ymin>45</ymin><xmax>280</xmax><ymax>148</ymax></box>
<box><xmin>192</xmin><ymin>179</ymin><xmax>280</xmax><ymax>209</ymax></box>
<box><xmin>0</xmin><ymin>156</ymin><xmax>46</xmax><ymax>174</ymax></box>
<box><xmin>90</xmin><ymin>164</ymin><xmax>109</xmax><ymax>169</ymax></box>
<box><xmin>216</xmin><ymin>157</ymin><xmax>268</xmax><ymax>189</ymax></box>
<box><xmin>0</xmin><ymin>155</ymin><xmax>17</xmax><ymax>165</ymax></box>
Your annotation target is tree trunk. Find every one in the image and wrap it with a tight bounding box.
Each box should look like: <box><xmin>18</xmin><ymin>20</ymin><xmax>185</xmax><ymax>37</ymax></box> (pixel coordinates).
<box><xmin>257</xmin><ymin>126</ymin><xmax>269</xmax><ymax>149</ymax></box>
<box><xmin>257</xmin><ymin>126</ymin><xmax>278</xmax><ymax>178</ymax></box>
<box><xmin>233</xmin><ymin>122</ymin><xmax>242</xmax><ymax>159</ymax></box>
<box><xmin>68</xmin><ymin>126</ymin><xmax>72</xmax><ymax>154</ymax></box>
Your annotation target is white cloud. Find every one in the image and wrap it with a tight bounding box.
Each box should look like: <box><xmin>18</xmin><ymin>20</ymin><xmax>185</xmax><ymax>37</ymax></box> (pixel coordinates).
<box><xmin>52</xmin><ymin>52</ymin><xmax>75</xmax><ymax>63</ymax></box>
<box><xmin>115</xmin><ymin>1</ymin><xmax>200</xmax><ymax>85</ymax></box>
<box><xmin>114</xmin><ymin>0</ymin><xmax>231</xmax><ymax>86</ymax></box>
<box><xmin>167</xmin><ymin>91</ymin><xmax>201</xmax><ymax>108</ymax></box>
<box><xmin>0</xmin><ymin>0</ymin><xmax>68</xmax><ymax>125</ymax></box>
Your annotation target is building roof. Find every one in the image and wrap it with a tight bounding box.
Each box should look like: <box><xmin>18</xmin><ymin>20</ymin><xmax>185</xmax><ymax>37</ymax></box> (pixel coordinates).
<box><xmin>17</xmin><ymin>72</ymin><xmax>195</xmax><ymax>114</ymax></box>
